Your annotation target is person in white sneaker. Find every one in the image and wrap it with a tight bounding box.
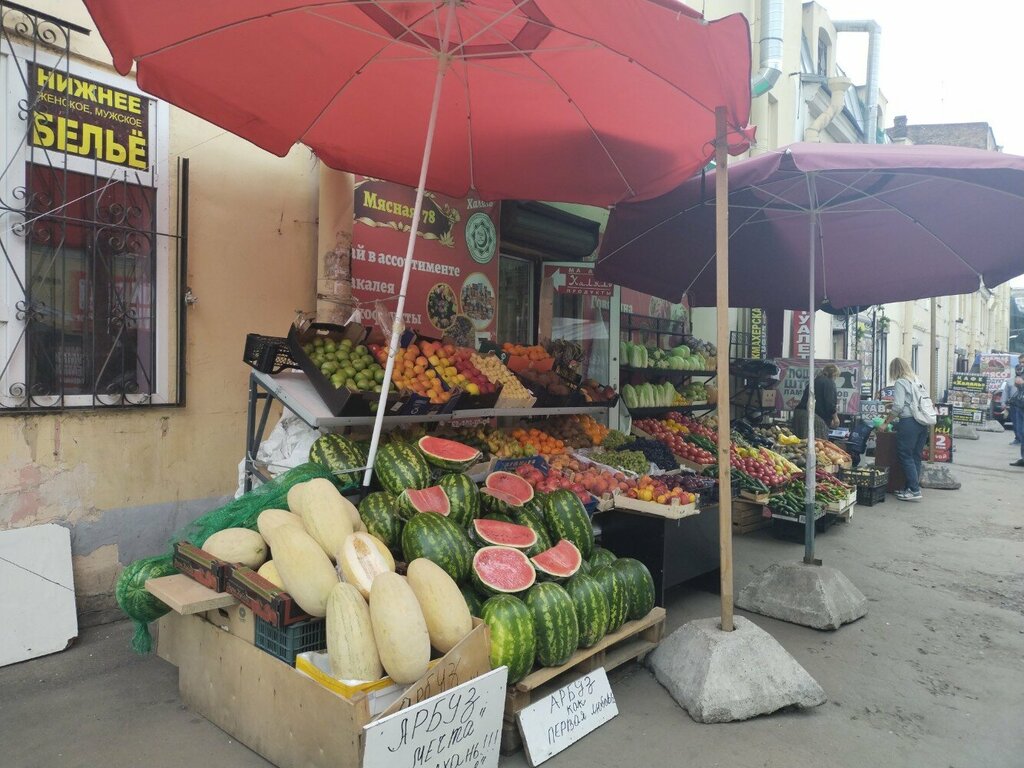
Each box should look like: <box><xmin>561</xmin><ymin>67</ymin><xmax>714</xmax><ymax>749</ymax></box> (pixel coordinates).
<box><xmin>881</xmin><ymin>358</ymin><xmax>927</xmax><ymax>501</ymax></box>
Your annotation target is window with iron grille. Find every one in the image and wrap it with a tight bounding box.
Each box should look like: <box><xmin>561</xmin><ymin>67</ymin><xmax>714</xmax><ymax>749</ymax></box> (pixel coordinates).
<box><xmin>1</xmin><ymin>2</ymin><xmax>182</xmax><ymax>411</ymax></box>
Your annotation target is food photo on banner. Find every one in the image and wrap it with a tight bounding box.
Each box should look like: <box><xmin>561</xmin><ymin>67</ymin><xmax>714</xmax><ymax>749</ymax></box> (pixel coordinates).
<box><xmin>350</xmin><ymin>177</ymin><xmax>500</xmax><ymax>345</ymax></box>
<box><xmin>775</xmin><ymin>358</ymin><xmax>861</xmax><ymax>415</ymax></box>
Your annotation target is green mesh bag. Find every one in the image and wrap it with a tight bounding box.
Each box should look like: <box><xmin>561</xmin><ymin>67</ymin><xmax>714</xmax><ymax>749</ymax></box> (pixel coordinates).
<box><xmin>118</xmin><ymin>462</ymin><xmax>343</xmax><ymax>653</ymax></box>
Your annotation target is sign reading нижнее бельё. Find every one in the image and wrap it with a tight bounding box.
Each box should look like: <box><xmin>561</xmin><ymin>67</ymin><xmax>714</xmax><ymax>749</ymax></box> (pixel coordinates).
<box><xmin>28</xmin><ymin>63</ymin><xmax>150</xmax><ymax>170</ymax></box>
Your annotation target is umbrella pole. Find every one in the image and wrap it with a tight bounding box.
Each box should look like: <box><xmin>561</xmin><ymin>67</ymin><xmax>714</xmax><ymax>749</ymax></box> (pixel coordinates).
<box><xmin>363</xmin><ymin>9</ymin><xmax>456</xmax><ymax>487</ymax></box>
<box><xmin>713</xmin><ymin>107</ymin><xmax>734</xmax><ymax>632</ymax></box>
<box><xmin>804</xmin><ymin>187</ymin><xmax>818</xmax><ymax>565</ymax></box>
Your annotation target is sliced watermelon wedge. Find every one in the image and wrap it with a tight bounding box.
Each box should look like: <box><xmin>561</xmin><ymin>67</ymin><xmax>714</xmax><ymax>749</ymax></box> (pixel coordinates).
<box><xmin>530</xmin><ymin>540</ymin><xmax>582</xmax><ymax>582</ymax></box>
<box><xmin>485</xmin><ymin>470</ymin><xmax>534</xmax><ymax>504</ymax></box>
<box><xmin>418</xmin><ymin>436</ymin><xmax>482</xmax><ymax>471</ymax></box>
<box><xmin>470</xmin><ymin>519</ymin><xmax>538</xmax><ymax>550</ymax></box>
<box><xmin>471</xmin><ymin>546</ymin><xmax>537</xmax><ymax>595</ymax></box>
<box><xmin>397</xmin><ymin>485</ymin><xmax>451</xmax><ymax>520</ymax></box>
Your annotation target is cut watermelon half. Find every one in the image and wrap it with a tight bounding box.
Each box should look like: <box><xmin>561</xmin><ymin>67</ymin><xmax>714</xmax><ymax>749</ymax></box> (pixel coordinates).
<box><xmin>480</xmin><ymin>487</ymin><xmax>524</xmax><ymax>516</ymax></box>
<box><xmin>471</xmin><ymin>546</ymin><xmax>537</xmax><ymax>595</ymax></box>
<box><xmin>417</xmin><ymin>436</ymin><xmax>483</xmax><ymax>471</ymax></box>
<box><xmin>530</xmin><ymin>540</ymin><xmax>582</xmax><ymax>581</ymax></box>
<box><xmin>485</xmin><ymin>470</ymin><xmax>534</xmax><ymax>504</ymax></box>
<box><xmin>397</xmin><ymin>485</ymin><xmax>451</xmax><ymax>519</ymax></box>
<box><xmin>470</xmin><ymin>519</ymin><xmax>538</xmax><ymax>550</ymax></box>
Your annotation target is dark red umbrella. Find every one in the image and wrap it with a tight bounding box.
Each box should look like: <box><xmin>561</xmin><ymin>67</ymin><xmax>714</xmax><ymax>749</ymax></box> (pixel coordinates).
<box><xmin>597</xmin><ymin>142</ymin><xmax>1024</xmax><ymax>309</ymax></box>
<box><xmin>597</xmin><ymin>141</ymin><xmax>1024</xmax><ymax>563</ymax></box>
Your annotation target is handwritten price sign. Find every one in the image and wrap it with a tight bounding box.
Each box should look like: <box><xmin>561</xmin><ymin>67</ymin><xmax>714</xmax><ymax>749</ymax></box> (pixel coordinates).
<box><xmin>363</xmin><ymin>667</ymin><xmax>508</xmax><ymax>768</ymax></box>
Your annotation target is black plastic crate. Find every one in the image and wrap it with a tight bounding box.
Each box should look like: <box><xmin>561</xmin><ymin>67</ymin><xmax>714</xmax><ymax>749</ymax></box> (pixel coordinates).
<box><xmin>855</xmin><ymin>484</ymin><xmax>887</xmax><ymax>506</ymax></box>
<box><xmin>770</xmin><ymin>512</ymin><xmax>833</xmax><ymax>542</ymax></box>
<box><xmin>243</xmin><ymin>333</ymin><xmax>299</xmax><ymax>374</ymax></box>
<box><xmin>840</xmin><ymin>465</ymin><xmax>889</xmax><ymax>489</ymax></box>
<box><xmin>254</xmin><ymin>617</ymin><xmax>326</xmax><ymax>665</ymax></box>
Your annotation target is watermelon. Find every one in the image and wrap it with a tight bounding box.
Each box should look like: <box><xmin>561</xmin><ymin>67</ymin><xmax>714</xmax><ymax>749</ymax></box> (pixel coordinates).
<box><xmin>401</xmin><ymin>512</ymin><xmax>473</xmax><ymax>582</ymax></box>
<box><xmin>592</xmin><ymin>564</ymin><xmax>629</xmax><ymax>633</ymax></box>
<box><xmin>525</xmin><ymin>582</ymin><xmax>579</xmax><ymax>667</ymax></box>
<box><xmin>480</xmin><ymin>595</ymin><xmax>536</xmax><ymax>684</ymax></box>
<box><xmin>611</xmin><ymin>558</ymin><xmax>656</xmax><ymax>620</ymax></box>
<box><xmin>485</xmin><ymin>471</ymin><xmax>534</xmax><ymax>504</ymax></box>
<box><xmin>530</xmin><ymin>540</ymin><xmax>582</xmax><ymax>581</ymax></box>
<box><xmin>588</xmin><ymin>546</ymin><xmax>617</xmax><ymax>569</ymax></box>
<box><xmin>471</xmin><ymin>546</ymin><xmax>536</xmax><ymax>595</ymax></box>
<box><xmin>396</xmin><ymin>485</ymin><xmax>450</xmax><ymax>520</ymax></box>
<box><xmin>566</xmin><ymin>573</ymin><xmax>609</xmax><ymax>648</ymax></box>
<box><xmin>417</xmin><ymin>436</ymin><xmax>482</xmax><ymax>471</ymax></box>
<box><xmin>470</xmin><ymin>519</ymin><xmax>537</xmax><ymax>550</ymax></box>
<box><xmin>375</xmin><ymin>442</ymin><xmax>430</xmax><ymax>495</ymax></box>
<box><xmin>309</xmin><ymin>434</ymin><xmax>367</xmax><ymax>488</ymax></box>
<box><xmin>358</xmin><ymin>492</ymin><xmax>404</xmax><ymax>549</ymax></box>
<box><xmin>480</xmin><ymin>487</ymin><xmax>523</xmax><ymax>517</ymax></box>
<box><xmin>437</xmin><ymin>473</ymin><xmax>479</xmax><ymax>527</ymax></box>
<box><xmin>543</xmin><ymin>489</ymin><xmax>594</xmax><ymax>560</ymax></box>
<box><xmin>116</xmin><ymin>554</ymin><xmax>177</xmax><ymax>653</ymax></box>
<box><xmin>460</xmin><ymin>583</ymin><xmax>484</xmax><ymax>617</ymax></box>
<box><xmin>514</xmin><ymin>506</ymin><xmax>554</xmax><ymax>557</ymax></box>
<box><xmin>577</xmin><ymin>559</ymin><xmax>592</xmax><ymax>575</ymax></box>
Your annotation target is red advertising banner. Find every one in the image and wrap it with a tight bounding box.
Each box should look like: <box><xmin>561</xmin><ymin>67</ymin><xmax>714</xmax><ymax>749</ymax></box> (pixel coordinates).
<box><xmin>541</xmin><ymin>265</ymin><xmax>613</xmax><ymax>298</ymax></box>
<box><xmin>351</xmin><ymin>178</ymin><xmax>500</xmax><ymax>341</ymax></box>
<box><xmin>619</xmin><ymin>288</ymin><xmax>687</xmax><ymax>321</ymax></box>
<box><xmin>791</xmin><ymin>310</ymin><xmax>812</xmax><ymax>357</ymax></box>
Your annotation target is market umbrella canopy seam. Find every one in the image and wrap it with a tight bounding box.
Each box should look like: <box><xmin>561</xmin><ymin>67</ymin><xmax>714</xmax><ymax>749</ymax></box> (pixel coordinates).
<box><xmin>84</xmin><ymin>0</ymin><xmax>755</xmax><ymax>206</ymax></box>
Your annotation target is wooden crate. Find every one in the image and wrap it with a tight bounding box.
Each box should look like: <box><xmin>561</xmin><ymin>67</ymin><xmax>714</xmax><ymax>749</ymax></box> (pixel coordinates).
<box><xmin>612</xmin><ymin>494</ymin><xmax>698</xmax><ymax>520</ymax></box>
<box><xmin>500</xmin><ymin>607</ymin><xmax>666</xmax><ymax>755</ymax></box>
<box><xmin>731</xmin><ymin>499</ymin><xmax>769</xmax><ymax>534</ymax></box>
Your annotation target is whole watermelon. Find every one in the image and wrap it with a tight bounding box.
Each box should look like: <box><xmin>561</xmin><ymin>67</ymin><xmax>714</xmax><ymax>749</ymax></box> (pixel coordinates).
<box><xmin>309</xmin><ymin>434</ymin><xmax>367</xmax><ymax>488</ymax></box>
<box><xmin>401</xmin><ymin>512</ymin><xmax>474</xmax><ymax>582</ymax></box>
<box><xmin>116</xmin><ymin>555</ymin><xmax>178</xmax><ymax>653</ymax></box>
<box><xmin>566</xmin><ymin>573</ymin><xmax>609</xmax><ymax>648</ymax></box>
<box><xmin>543</xmin><ymin>489</ymin><xmax>594</xmax><ymax>559</ymax></box>
<box><xmin>358</xmin><ymin>492</ymin><xmax>404</xmax><ymax>550</ymax></box>
<box><xmin>610</xmin><ymin>558</ymin><xmax>656</xmax><ymax>620</ymax></box>
<box><xmin>592</xmin><ymin>564</ymin><xmax>629</xmax><ymax>633</ymax></box>
<box><xmin>514</xmin><ymin>506</ymin><xmax>553</xmax><ymax>557</ymax></box>
<box><xmin>460</xmin><ymin>583</ymin><xmax>485</xmax><ymax>617</ymax></box>
<box><xmin>438</xmin><ymin>473</ymin><xmax>480</xmax><ymax>527</ymax></box>
<box><xmin>588</xmin><ymin>546</ymin><xmax>617</xmax><ymax>570</ymax></box>
<box><xmin>525</xmin><ymin>582</ymin><xmax>579</xmax><ymax>667</ymax></box>
<box><xmin>480</xmin><ymin>595</ymin><xmax>536</xmax><ymax>684</ymax></box>
<box><xmin>375</xmin><ymin>441</ymin><xmax>430</xmax><ymax>495</ymax></box>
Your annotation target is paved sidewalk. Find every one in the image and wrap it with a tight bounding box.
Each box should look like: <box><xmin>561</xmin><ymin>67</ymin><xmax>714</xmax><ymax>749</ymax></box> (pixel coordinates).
<box><xmin>2</xmin><ymin>431</ymin><xmax>1021</xmax><ymax>768</ymax></box>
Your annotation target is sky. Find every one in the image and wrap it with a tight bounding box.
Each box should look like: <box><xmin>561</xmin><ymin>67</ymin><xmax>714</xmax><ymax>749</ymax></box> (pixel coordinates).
<box><xmin>821</xmin><ymin>0</ymin><xmax>1024</xmax><ymax>288</ymax></box>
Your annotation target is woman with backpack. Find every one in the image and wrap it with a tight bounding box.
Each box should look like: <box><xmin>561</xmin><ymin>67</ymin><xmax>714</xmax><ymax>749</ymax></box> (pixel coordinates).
<box><xmin>881</xmin><ymin>357</ymin><xmax>932</xmax><ymax>502</ymax></box>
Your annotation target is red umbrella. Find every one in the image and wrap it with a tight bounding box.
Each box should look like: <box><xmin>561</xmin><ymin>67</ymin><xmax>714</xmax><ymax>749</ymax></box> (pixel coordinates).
<box><xmin>83</xmin><ymin>0</ymin><xmax>754</xmax><ymax>484</ymax></box>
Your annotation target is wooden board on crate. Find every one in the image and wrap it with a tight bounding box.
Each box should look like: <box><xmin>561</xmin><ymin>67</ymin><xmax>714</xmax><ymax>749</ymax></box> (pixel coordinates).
<box><xmin>678</xmin><ymin>457</ymin><xmax>716</xmax><ymax>473</ymax></box>
<box><xmin>612</xmin><ymin>494</ymin><xmax>698</xmax><ymax>520</ymax></box>
<box><xmin>146</xmin><ymin>574</ymin><xmax>237</xmax><ymax>615</ymax></box>
<box><xmin>501</xmin><ymin>607</ymin><xmax>666</xmax><ymax>755</ymax></box>
<box><xmin>740</xmin><ymin>490</ymin><xmax>770</xmax><ymax>504</ymax></box>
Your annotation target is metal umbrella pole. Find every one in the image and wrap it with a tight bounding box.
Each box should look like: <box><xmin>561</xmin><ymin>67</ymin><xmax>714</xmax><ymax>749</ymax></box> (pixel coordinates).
<box><xmin>804</xmin><ymin>173</ymin><xmax>820</xmax><ymax>565</ymax></box>
<box><xmin>362</xmin><ymin>5</ymin><xmax>456</xmax><ymax>487</ymax></box>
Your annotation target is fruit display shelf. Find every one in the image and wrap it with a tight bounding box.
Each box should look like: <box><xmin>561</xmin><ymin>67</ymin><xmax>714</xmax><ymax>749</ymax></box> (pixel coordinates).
<box><xmin>619</xmin><ymin>366</ymin><xmax>718</xmax><ymax>380</ymax></box>
<box><xmin>623</xmin><ymin>403</ymin><xmax>714</xmax><ymax>418</ymax></box>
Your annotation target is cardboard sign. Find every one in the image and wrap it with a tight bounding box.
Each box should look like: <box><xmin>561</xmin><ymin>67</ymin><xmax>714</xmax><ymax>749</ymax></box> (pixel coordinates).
<box><xmin>774</xmin><ymin>358</ymin><xmax>861</xmax><ymax>415</ymax></box>
<box><xmin>516</xmin><ymin>668</ymin><xmax>618</xmax><ymax>766</ymax></box>
<box><xmin>363</xmin><ymin>666</ymin><xmax>507</xmax><ymax>768</ymax></box>
<box><xmin>542</xmin><ymin>265</ymin><xmax>613</xmax><ymax>298</ymax></box>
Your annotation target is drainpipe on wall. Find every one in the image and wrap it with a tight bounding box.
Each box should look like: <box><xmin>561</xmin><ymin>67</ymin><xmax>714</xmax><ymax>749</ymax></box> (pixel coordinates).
<box><xmin>804</xmin><ymin>76</ymin><xmax>852</xmax><ymax>142</ymax></box>
<box><xmin>316</xmin><ymin>167</ymin><xmax>356</xmax><ymax>324</ymax></box>
<box><xmin>833</xmin><ymin>20</ymin><xmax>881</xmax><ymax>144</ymax></box>
<box><xmin>751</xmin><ymin>0</ymin><xmax>784</xmax><ymax>98</ymax></box>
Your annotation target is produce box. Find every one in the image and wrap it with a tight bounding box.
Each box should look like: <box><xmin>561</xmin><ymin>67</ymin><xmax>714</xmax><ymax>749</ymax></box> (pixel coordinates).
<box><xmin>156</xmin><ymin>613</ymin><xmax>492</xmax><ymax>768</ymax></box>
<box><xmin>226</xmin><ymin>566</ymin><xmax>313</xmax><ymax>627</ymax></box>
<box><xmin>172</xmin><ymin>541</ymin><xmax>230</xmax><ymax>593</ymax></box>
<box><xmin>612</xmin><ymin>494</ymin><xmax>698</xmax><ymax>520</ymax></box>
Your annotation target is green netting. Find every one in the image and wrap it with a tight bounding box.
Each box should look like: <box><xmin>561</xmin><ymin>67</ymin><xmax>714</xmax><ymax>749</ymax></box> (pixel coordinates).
<box><xmin>116</xmin><ymin>462</ymin><xmax>342</xmax><ymax>653</ymax></box>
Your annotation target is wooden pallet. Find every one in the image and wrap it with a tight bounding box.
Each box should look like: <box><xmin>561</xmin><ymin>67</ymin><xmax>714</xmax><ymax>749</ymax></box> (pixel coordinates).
<box><xmin>500</xmin><ymin>607</ymin><xmax>666</xmax><ymax>755</ymax></box>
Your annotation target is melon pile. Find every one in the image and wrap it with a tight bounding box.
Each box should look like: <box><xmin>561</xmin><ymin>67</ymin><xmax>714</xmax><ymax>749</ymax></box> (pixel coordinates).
<box><xmin>345</xmin><ymin>433</ymin><xmax>657</xmax><ymax>685</ymax></box>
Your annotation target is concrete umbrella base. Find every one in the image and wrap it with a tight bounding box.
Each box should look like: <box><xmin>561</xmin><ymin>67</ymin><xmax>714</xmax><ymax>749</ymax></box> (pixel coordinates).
<box><xmin>648</xmin><ymin>616</ymin><xmax>826</xmax><ymax>723</ymax></box>
<box><xmin>735</xmin><ymin>562</ymin><xmax>867</xmax><ymax>631</ymax></box>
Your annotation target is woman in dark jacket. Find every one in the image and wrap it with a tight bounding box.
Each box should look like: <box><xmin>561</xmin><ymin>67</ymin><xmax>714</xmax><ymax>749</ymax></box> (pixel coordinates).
<box><xmin>791</xmin><ymin>364</ymin><xmax>840</xmax><ymax>439</ymax></box>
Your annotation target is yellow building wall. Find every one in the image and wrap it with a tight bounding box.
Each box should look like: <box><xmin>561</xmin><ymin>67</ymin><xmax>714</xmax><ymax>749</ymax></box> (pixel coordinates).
<box><xmin>0</xmin><ymin>2</ymin><xmax>319</xmax><ymax>624</ymax></box>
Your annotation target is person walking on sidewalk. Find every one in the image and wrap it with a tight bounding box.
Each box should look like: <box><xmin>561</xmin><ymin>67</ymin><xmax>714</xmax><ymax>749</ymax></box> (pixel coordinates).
<box><xmin>1005</xmin><ymin>363</ymin><xmax>1024</xmax><ymax>467</ymax></box>
<box><xmin>881</xmin><ymin>358</ymin><xmax>928</xmax><ymax>501</ymax></box>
